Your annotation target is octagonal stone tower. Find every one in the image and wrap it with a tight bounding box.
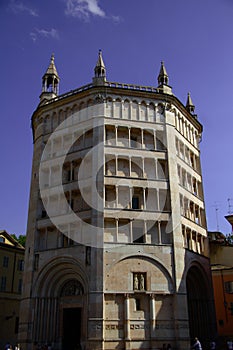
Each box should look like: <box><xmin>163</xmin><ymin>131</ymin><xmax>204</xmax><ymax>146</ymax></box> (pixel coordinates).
<box><xmin>18</xmin><ymin>52</ymin><xmax>216</xmax><ymax>350</ymax></box>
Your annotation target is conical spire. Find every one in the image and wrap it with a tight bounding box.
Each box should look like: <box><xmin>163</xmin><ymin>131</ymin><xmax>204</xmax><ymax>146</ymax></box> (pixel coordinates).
<box><xmin>93</xmin><ymin>49</ymin><xmax>106</xmax><ymax>85</ymax></box>
<box><xmin>157</xmin><ymin>61</ymin><xmax>172</xmax><ymax>94</ymax></box>
<box><xmin>186</xmin><ymin>92</ymin><xmax>195</xmax><ymax>114</ymax></box>
<box><xmin>157</xmin><ymin>61</ymin><xmax>169</xmax><ymax>86</ymax></box>
<box><xmin>45</xmin><ymin>53</ymin><xmax>59</xmax><ymax>77</ymax></box>
<box><xmin>95</xmin><ymin>50</ymin><xmax>106</xmax><ymax>75</ymax></box>
<box><xmin>40</xmin><ymin>54</ymin><xmax>60</xmax><ymax>102</ymax></box>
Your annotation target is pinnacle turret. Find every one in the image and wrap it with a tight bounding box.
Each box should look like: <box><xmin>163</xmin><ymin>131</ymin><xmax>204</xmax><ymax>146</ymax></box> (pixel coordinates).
<box><xmin>40</xmin><ymin>54</ymin><xmax>60</xmax><ymax>103</ymax></box>
<box><xmin>157</xmin><ymin>61</ymin><xmax>172</xmax><ymax>94</ymax></box>
<box><xmin>157</xmin><ymin>61</ymin><xmax>169</xmax><ymax>86</ymax></box>
<box><xmin>186</xmin><ymin>92</ymin><xmax>195</xmax><ymax>114</ymax></box>
<box><xmin>93</xmin><ymin>49</ymin><xmax>106</xmax><ymax>85</ymax></box>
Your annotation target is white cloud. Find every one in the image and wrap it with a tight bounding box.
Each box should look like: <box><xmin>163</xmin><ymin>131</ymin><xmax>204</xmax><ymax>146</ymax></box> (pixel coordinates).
<box><xmin>30</xmin><ymin>28</ymin><xmax>59</xmax><ymax>42</ymax></box>
<box><xmin>30</xmin><ymin>32</ymin><xmax>37</xmax><ymax>43</ymax></box>
<box><xmin>65</xmin><ymin>0</ymin><xmax>105</xmax><ymax>20</ymax></box>
<box><xmin>9</xmin><ymin>0</ymin><xmax>38</xmax><ymax>17</ymax></box>
<box><xmin>111</xmin><ymin>15</ymin><xmax>122</xmax><ymax>23</ymax></box>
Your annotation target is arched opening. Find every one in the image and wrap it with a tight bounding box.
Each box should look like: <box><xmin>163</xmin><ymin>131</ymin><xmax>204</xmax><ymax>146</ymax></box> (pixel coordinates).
<box><xmin>32</xmin><ymin>258</ymin><xmax>88</xmax><ymax>350</ymax></box>
<box><xmin>186</xmin><ymin>265</ymin><xmax>212</xmax><ymax>344</ymax></box>
<box><xmin>60</xmin><ymin>280</ymin><xmax>84</xmax><ymax>350</ymax></box>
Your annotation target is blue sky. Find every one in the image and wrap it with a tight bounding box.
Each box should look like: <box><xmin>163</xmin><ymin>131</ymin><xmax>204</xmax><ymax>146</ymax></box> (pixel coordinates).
<box><xmin>0</xmin><ymin>0</ymin><xmax>233</xmax><ymax>236</ymax></box>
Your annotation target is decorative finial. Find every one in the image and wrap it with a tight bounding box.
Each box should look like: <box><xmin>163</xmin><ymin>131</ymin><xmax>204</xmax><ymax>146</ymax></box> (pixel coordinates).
<box><xmin>186</xmin><ymin>92</ymin><xmax>195</xmax><ymax>114</ymax></box>
<box><xmin>158</xmin><ymin>61</ymin><xmax>169</xmax><ymax>86</ymax></box>
<box><xmin>93</xmin><ymin>49</ymin><xmax>106</xmax><ymax>83</ymax></box>
<box><xmin>40</xmin><ymin>53</ymin><xmax>60</xmax><ymax>103</ymax></box>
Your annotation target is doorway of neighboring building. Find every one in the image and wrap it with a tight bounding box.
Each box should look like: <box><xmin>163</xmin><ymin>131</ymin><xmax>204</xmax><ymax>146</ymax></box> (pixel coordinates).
<box><xmin>62</xmin><ymin>307</ymin><xmax>82</xmax><ymax>350</ymax></box>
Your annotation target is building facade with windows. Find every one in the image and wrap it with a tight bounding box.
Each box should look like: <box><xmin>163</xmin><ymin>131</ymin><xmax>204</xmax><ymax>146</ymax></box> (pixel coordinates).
<box><xmin>0</xmin><ymin>230</ymin><xmax>25</xmax><ymax>349</ymax></box>
<box><xmin>209</xmin><ymin>215</ymin><xmax>233</xmax><ymax>341</ymax></box>
<box><xmin>19</xmin><ymin>52</ymin><xmax>216</xmax><ymax>350</ymax></box>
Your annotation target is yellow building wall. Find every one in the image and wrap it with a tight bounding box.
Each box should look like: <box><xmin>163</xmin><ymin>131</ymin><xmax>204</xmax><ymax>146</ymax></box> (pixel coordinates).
<box><xmin>0</xmin><ymin>234</ymin><xmax>25</xmax><ymax>349</ymax></box>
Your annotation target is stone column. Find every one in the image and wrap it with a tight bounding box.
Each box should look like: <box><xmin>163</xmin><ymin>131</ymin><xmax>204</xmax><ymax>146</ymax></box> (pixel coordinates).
<box><xmin>146</xmin><ymin>103</ymin><xmax>149</xmax><ymax>122</ymax></box>
<box><xmin>187</xmin><ymin>124</ymin><xmax>190</xmax><ymax>141</ymax></box>
<box><xmin>116</xmin><ymin>185</ymin><xmax>119</xmax><ymax>208</ymax></box>
<box><xmin>150</xmin><ymin>294</ymin><xmax>156</xmax><ymax>338</ymax></box>
<box><xmin>184</xmin><ymin>121</ymin><xmax>187</xmax><ymax>138</ymax></box>
<box><xmin>153</xmin><ymin>130</ymin><xmax>156</xmax><ymax>150</ymax></box>
<box><xmin>200</xmin><ymin>235</ymin><xmax>204</xmax><ymax>254</ymax></box>
<box><xmin>121</xmin><ymin>100</ymin><xmax>124</xmax><ymax>119</ymax></box>
<box><xmin>198</xmin><ymin>206</ymin><xmax>201</xmax><ymax>225</ymax></box>
<box><xmin>184</xmin><ymin>226</ymin><xmax>187</xmax><ymax>248</ymax></box>
<box><xmin>115</xmin><ymin>125</ymin><xmax>118</xmax><ymax>146</ymax></box>
<box><xmin>112</xmin><ymin>98</ymin><xmax>115</xmax><ymax>120</ymax></box>
<box><xmin>129</xmin><ymin>187</ymin><xmax>133</xmax><ymax>209</ymax></box>
<box><xmin>158</xmin><ymin>221</ymin><xmax>162</xmax><ymax>244</ymax></box>
<box><xmin>129</xmin><ymin>101</ymin><xmax>132</xmax><ymax>120</ymax></box>
<box><xmin>116</xmin><ymin>218</ymin><xmax>119</xmax><ymax>242</ymax></box>
<box><xmin>141</xmin><ymin>157</ymin><xmax>145</xmax><ymax>178</ymax></box>
<box><xmin>124</xmin><ymin>294</ymin><xmax>130</xmax><ymax>340</ymax></box>
<box><xmin>128</xmin><ymin>127</ymin><xmax>131</xmax><ymax>148</ymax></box>
<box><xmin>156</xmin><ymin>189</ymin><xmax>160</xmax><ymax>211</ymax></box>
<box><xmin>143</xmin><ymin>187</ymin><xmax>146</xmax><ymax>210</ymax></box>
<box><xmin>184</xmin><ymin>171</ymin><xmax>188</xmax><ymax>189</ymax></box>
<box><xmin>103</xmin><ymin>124</ymin><xmax>106</xmax><ymax>144</ymax></box>
<box><xmin>141</xmin><ymin>128</ymin><xmax>144</xmax><ymax>149</ymax></box>
<box><xmin>180</xmin><ymin>117</ymin><xmax>184</xmax><ymax>134</ymax></box>
<box><xmin>130</xmin><ymin>220</ymin><xmax>133</xmax><ymax>243</ymax></box>
<box><xmin>116</xmin><ymin>155</ymin><xmax>118</xmax><ymax>177</ymax></box>
<box><xmin>144</xmin><ymin>220</ymin><xmax>148</xmax><ymax>243</ymax></box>
<box><xmin>154</xmin><ymin>158</ymin><xmax>158</xmax><ymax>179</ymax></box>
<box><xmin>190</xmin><ymin>230</ymin><xmax>193</xmax><ymax>251</ymax></box>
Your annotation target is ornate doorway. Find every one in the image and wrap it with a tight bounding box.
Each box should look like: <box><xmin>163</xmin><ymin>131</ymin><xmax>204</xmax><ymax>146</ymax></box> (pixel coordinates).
<box><xmin>63</xmin><ymin>308</ymin><xmax>82</xmax><ymax>350</ymax></box>
<box><xmin>60</xmin><ymin>279</ymin><xmax>85</xmax><ymax>350</ymax></box>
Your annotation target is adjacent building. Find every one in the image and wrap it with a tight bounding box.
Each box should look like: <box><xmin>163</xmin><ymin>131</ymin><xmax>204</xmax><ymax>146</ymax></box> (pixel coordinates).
<box><xmin>0</xmin><ymin>230</ymin><xmax>25</xmax><ymax>349</ymax></box>
<box><xmin>209</xmin><ymin>215</ymin><xmax>233</xmax><ymax>341</ymax></box>
<box><xmin>18</xmin><ymin>52</ymin><xmax>216</xmax><ymax>350</ymax></box>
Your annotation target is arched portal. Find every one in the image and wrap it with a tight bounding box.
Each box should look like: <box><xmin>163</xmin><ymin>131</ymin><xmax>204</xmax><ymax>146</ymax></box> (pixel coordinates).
<box><xmin>186</xmin><ymin>265</ymin><xmax>212</xmax><ymax>344</ymax></box>
<box><xmin>60</xmin><ymin>280</ymin><xmax>84</xmax><ymax>350</ymax></box>
<box><xmin>32</xmin><ymin>257</ymin><xmax>88</xmax><ymax>350</ymax></box>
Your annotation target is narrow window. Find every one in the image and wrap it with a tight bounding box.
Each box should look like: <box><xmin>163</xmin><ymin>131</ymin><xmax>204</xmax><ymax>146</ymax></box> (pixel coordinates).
<box><xmin>225</xmin><ymin>281</ymin><xmax>233</xmax><ymax>293</ymax></box>
<box><xmin>68</xmin><ymin>168</ymin><xmax>74</xmax><ymax>182</ymax></box>
<box><xmin>17</xmin><ymin>259</ymin><xmax>24</xmax><ymax>271</ymax></box>
<box><xmin>0</xmin><ymin>276</ymin><xmax>7</xmax><ymax>292</ymax></box>
<box><xmin>18</xmin><ymin>279</ymin><xmax>23</xmax><ymax>293</ymax></box>
<box><xmin>135</xmin><ymin>298</ymin><xmax>141</xmax><ymax>310</ymax></box>
<box><xmin>130</xmin><ymin>136</ymin><xmax>137</xmax><ymax>148</ymax></box>
<box><xmin>132</xmin><ymin>196</ymin><xmax>139</xmax><ymax>209</ymax></box>
<box><xmin>86</xmin><ymin>246</ymin><xmax>91</xmax><ymax>265</ymax></box>
<box><xmin>3</xmin><ymin>256</ymin><xmax>9</xmax><ymax>268</ymax></box>
<box><xmin>34</xmin><ymin>254</ymin><xmax>39</xmax><ymax>271</ymax></box>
